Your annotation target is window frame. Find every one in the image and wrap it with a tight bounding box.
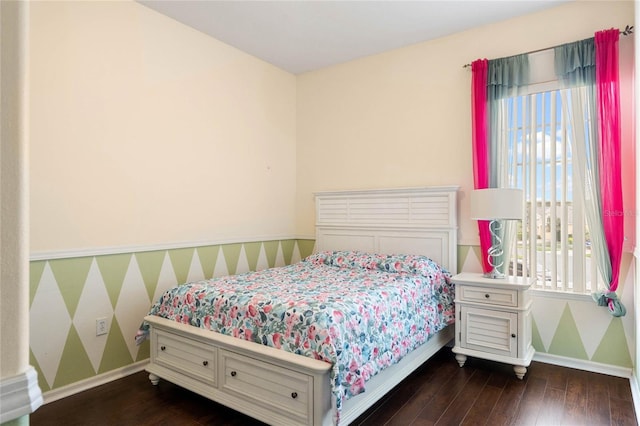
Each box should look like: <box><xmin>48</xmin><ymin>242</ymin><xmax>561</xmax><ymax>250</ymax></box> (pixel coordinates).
<box><xmin>497</xmin><ymin>81</ymin><xmax>605</xmax><ymax>296</ymax></box>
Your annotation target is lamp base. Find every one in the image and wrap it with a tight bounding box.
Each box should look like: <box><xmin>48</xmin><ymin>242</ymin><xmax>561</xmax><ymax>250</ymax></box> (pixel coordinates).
<box><xmin>483</xmin><ymin>268</ymin><xmax>506</xmax><ymax>279</ymax></box>
<box><xmin>485</xmin><ymin>220</ymin><xmax>505</xmax><ymax>279</ymax></box>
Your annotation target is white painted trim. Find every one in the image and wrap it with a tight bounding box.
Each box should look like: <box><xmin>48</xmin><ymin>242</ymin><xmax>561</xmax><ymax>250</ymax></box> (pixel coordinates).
<box><xmin>630</xmin><ymin>374</ymin><xmax>640</xmax><ymax>424</ymax></box>
<box><xmin>30</xmin><ymin>235</ymin><xmax>298</xmax><ymax>261</ymax></box>
<box><xmin>0</xmin><ymin>367</ymin><xmax>43</xmax><ymax>423</ymax></box>
<box><xmin>41</xmin><ymin>360</ymin><xmax>148</xmax><ymax>405</ymax></box>
<box><xmin>533</xmin><ymin>351</ymin><xmax>633</xmax><ymax>378</ymax></box>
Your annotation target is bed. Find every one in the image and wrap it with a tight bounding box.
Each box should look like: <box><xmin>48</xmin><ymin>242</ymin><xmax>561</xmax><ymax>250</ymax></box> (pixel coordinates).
<box><xmin>139</xmin><ymin>186</ymin><xmax>459</xmax><ymax>425</ymax></box>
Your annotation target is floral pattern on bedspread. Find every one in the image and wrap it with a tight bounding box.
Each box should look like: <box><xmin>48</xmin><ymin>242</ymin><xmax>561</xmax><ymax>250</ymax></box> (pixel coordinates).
<box><xmin>139</xmin><ymin>251</ymin><xmax>454</xmax><ymax>416</ymax></box>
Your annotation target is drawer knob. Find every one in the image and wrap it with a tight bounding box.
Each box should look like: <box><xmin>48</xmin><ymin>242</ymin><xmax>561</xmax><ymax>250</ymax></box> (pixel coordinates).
<box><xmin>485</xmin><ymin>294</ymin><xmax>490</xmax><ymax>298</ymax></box>
<box><xmin>230</xmin><ymin>371</ymin><xmax>237</xmax><ymax>377</ymax></box>
<box><xmin>291</xmin><ymin>392</ymin><xmax>298</xmax><ymax>399</ymax></box>
<box><xmin>511</xmin><ymin>333</ymin><xmax>516</xmax><ymax>338</ymax></box>
<box><xmin>202</xmin><ymin>360</ymin><xmax>208</xmax><ymax>366</ymax></box>
<box><xmin>160</xmin><ymin>345</ymin><xmax>166</xmax><ymax>351</ymax></box>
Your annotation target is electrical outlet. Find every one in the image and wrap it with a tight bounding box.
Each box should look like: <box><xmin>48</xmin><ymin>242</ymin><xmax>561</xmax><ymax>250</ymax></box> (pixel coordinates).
<box><xmin>96</xmin><ymin>317</ymin><xmax>109</xmax><ymax>336</ymax></box>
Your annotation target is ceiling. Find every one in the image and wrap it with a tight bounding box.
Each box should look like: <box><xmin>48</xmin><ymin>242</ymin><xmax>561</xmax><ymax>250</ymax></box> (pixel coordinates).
<box><xmin>138</xmin><ymin>0</ymin><xmax>570</xmax><ymax>74</ymax></box>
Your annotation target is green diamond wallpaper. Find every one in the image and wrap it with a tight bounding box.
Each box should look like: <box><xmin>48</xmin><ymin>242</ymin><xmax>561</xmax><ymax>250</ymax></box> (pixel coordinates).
<box><xmin>31</xmin><ymin>240</ymin><xmax>633</xmax><ymax>399</ymax></box>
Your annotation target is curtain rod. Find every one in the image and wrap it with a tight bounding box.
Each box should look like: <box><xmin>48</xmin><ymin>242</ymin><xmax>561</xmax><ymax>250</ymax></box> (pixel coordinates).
<box><xmin>462</xmin><ymin>25</ymin><xmax>633</xmax><ymax>68</ymax></box>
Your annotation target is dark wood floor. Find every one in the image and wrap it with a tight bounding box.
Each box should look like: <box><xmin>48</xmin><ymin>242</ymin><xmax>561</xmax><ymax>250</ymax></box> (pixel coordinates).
<box><xmin>31</xmin><ymin>347</ymin><xmax>637</xmax><ymax>425</ymax></box>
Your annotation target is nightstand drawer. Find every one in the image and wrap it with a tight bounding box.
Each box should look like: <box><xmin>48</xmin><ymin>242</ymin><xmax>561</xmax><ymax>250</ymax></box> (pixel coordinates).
<box><xmin>458</xmin><ymin>286</ymin><xmax>518</xmax><ymax>307</ymax></box>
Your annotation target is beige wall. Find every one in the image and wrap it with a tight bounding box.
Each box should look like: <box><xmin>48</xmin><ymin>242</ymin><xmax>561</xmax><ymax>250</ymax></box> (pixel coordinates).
<box><xmin>30</xmin><ymin>0</ymin><xmax>297</xmax><ymax>254</ymax></box>
<box><xmin>295</xmin><ymin>0</ymin><xmax>635</xmax><ymax>245</ymax></box>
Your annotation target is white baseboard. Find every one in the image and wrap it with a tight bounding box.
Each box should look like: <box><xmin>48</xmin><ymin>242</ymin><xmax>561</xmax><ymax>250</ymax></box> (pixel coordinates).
<box><xmin>533</xmin><ymin>352</ymin><xmax>633</xmax><ymax>378</ymax></box>
<box><xmin>42</xmin><ymin>361</ymin><xmax>148</xmax><ymax>405</ymax></box>
<box><xmin>0</xmin><ymin>366</ymin><xmax>43</xmax><ymax>424</ymax></box>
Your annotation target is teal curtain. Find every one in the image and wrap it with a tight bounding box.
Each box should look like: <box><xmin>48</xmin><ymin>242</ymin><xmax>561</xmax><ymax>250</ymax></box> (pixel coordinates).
<box><xmin>488</xmin><ymin>55</ymin><xmax>530</xmax><ymax>102</ymax></box>
<box><xmin>554</xmin><ymin>38</ymin><xmax>595</xmax><ymax>87</ymax></box>
<box><xmin>486</xmin><ymin>55</ymin><xmax>530</xmax><ymax>274</ymax></box>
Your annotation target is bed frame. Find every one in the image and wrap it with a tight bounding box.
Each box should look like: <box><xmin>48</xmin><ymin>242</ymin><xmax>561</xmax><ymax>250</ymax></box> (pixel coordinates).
<box><xmin>144</xmin><ymin>186</ymin><xmax>458</xmax><ymax>425</ymax></box>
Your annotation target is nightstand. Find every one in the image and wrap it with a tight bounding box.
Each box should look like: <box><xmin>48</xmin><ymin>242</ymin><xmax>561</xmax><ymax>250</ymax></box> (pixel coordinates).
<box><xmin>451</xmin><ymin>272</ymin><xmax>535</xmax><ymax>379</ymax></box>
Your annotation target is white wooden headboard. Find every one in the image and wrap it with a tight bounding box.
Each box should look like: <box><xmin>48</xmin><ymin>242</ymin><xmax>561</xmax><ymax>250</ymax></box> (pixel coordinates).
<box><xmin>315</xmin><ymin>186</ymin><xmax>459</xmax><ymax>274</ymax></box>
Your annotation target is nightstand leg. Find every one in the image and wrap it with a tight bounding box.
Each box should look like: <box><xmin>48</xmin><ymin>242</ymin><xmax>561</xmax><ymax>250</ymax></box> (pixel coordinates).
<box><xmin>149</xmin><ymin>373</ymin><xmax>160</xmax><ymax>385</ymax></box>
<box><xmin>513</xmin><ymin>365</ymin><xmax>527</xmax><ymax>380</ymax></box>
<box><xmin>455</xmin><ymin>354</ymin><xmax>467</xmax><ymax>367</ymax></box>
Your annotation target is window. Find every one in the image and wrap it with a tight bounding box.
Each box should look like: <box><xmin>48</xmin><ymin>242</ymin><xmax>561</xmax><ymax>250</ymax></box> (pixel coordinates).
<box><xmin>473</xmin><ymin>31</ymin><xmax>627</xmax><ymax>315</ymax></box>
<box><xmin>499</xmin><ymin>87</ymin><xmax>604</xmax><ymax>294</ymax></box>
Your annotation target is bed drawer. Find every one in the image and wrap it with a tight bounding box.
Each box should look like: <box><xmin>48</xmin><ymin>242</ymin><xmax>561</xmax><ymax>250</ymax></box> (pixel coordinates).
<box><xmin>153</xmin><ymin>329</ymin><xmax>217</xmax><ymax>387</ymax></box>
<box><xmin>458</xmin><ymin>285</ymin><xmax>518</xmax><ymax>307</ymax></box>
<box><xmin>219</xmin><ymin>349</ymin><xmax>312</xmax><ymax>425</ymax></box>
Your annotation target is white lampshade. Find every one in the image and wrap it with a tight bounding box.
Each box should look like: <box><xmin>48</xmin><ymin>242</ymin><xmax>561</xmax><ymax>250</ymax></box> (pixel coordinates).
<box><xmin>470</xmin><ymin>188</ymin><xmax>523</xmax><ymax>220</ymax></box>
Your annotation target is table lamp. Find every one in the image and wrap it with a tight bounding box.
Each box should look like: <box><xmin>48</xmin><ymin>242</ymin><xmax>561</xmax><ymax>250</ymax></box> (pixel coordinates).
<box><xmin>470</xmin><ymin>188</ymin><xmax>523</xmax><ymax>279</ymax></box>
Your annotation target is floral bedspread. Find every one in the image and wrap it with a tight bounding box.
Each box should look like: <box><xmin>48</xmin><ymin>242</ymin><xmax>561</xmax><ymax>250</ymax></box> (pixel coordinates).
<box><xmin>139</xmin><ymin>251</ymin><xmax>454</xmax><ymax>417</ymax></box>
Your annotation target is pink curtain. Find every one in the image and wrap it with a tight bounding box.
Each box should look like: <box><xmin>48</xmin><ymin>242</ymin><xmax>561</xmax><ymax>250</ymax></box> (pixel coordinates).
<box><xmin>471</xmin><ymin>59</ymin><xmax>491</xmax><ymax>274</ymax></box>
<box><xmin>595</xmin><ymin>29</ymin><xmax>624</xmax><ymax>295</ymax></box>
